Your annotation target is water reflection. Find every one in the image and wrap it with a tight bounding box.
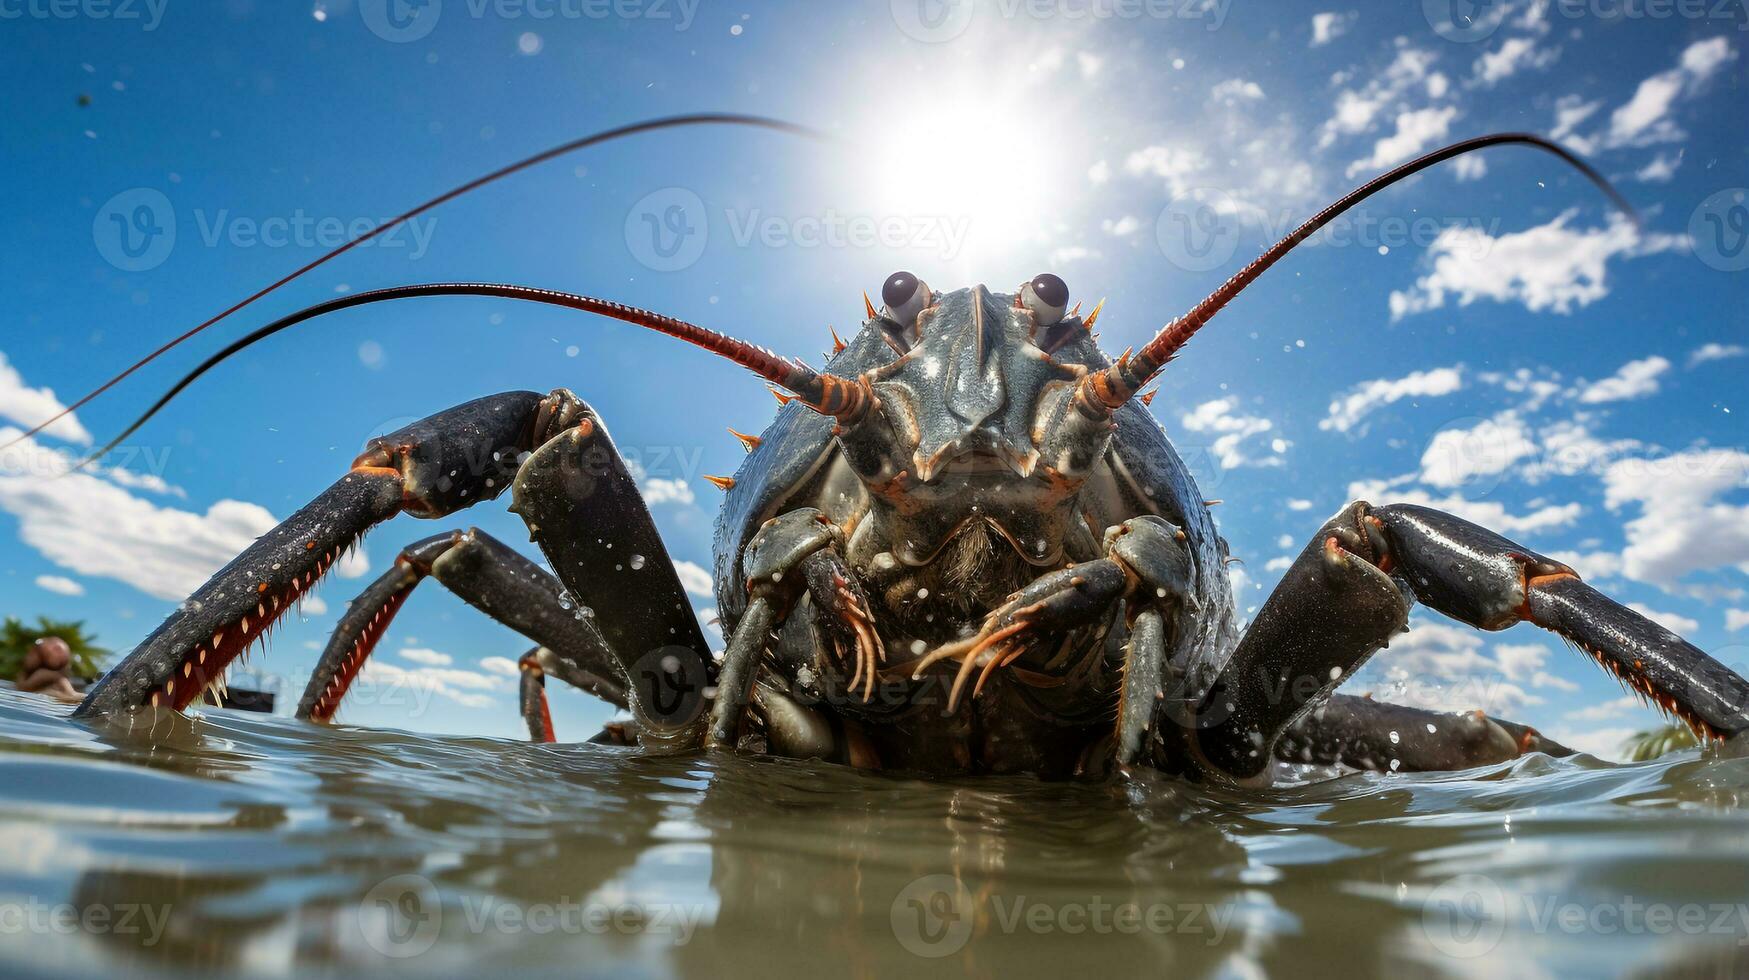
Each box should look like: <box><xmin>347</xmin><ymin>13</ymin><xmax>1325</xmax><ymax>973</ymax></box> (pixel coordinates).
<box><xmin>2</xmin><ymin>688</ymin><xmax>1747</xmax><ymax>977</ymax></box>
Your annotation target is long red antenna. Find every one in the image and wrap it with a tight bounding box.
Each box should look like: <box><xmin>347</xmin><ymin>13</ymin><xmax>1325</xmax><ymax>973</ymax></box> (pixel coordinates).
<box><xmin>1081</xmin><ymin>132</ymin><xmax>1637</xmax><ymax>410</ymax></box>
<box><xmin>75</xmin><ymin>282</ymin><xmax>870</xmax><ymax>470</ymax></box>
<box><xmin>4</xmin><ymin>113</ymin><xmax>820</xmax><ymax>451</ymax></box>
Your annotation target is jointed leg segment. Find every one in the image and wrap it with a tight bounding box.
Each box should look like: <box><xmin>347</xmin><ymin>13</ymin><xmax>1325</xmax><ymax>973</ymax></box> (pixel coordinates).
<box><xmin>1179</xmin><ymin>501</ymin><xmax>1749</xmax><ymax>781</ymax></box>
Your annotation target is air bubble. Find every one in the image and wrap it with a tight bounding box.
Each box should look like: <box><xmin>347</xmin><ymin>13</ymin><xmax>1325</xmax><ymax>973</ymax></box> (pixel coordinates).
<box><xmin>630</xmin><ymin>554</ymin><xmax>646</xmax><ymax>570</ymax></box>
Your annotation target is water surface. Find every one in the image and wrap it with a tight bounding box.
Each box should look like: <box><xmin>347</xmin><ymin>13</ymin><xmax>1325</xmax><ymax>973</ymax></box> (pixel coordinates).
<box><xmin>2</xmin><ymin>688</ymin><xmax>1747</xmax><ymax>978</ymax></box>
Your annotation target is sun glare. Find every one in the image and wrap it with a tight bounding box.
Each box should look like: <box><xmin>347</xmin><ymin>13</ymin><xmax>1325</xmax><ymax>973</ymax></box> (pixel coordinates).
<box><xmin>838</xmin><ymin>82</ymin><xmax>1093</xmax><ymax>281</ymax></box>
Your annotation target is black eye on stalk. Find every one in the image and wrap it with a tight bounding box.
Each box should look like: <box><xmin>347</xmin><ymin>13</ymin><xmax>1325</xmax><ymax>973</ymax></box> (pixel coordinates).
<box><xmin>1021</xmin><ymin>273</ymin><xmax>1069</xmax><ymax>326</ymax></box>
<box><xmin>881</xmin><ymin>270</ymin><xmax>930</xmax><ymax>328</ymax></box>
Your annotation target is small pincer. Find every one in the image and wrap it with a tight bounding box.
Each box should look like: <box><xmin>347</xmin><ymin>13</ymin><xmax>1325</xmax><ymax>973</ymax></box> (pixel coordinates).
<box><xmin>742</xmin><ymin>508</ymin><xmax>841</xmax><ymax>602</ymax></box>
<box><xmin>1104</xmin><ymin>516</ymin><xmax>1197</xmax><ymax>613</ymax></box>
<box><xmin>989</xmin><ymin>560</ymin><xmax>1130</xmax><ymax>656</ymax></box>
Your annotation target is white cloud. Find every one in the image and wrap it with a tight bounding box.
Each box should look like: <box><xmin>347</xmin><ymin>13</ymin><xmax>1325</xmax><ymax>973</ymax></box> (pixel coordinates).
<box><xmin>400</xmin><ymin>647</ymin><xmax>454</xmax><ymax>666</ymax></box>
<box><xmin>0</xmin><ymin>427</ymin><xmax>284</xmax><ymax>601</ymax></box>
<box><xmin>1124</xmin><ymin>145</ymin><xmax>1210</xmax><ymax>200</ymax></box>
<box><xmin>1602</xmin><ymin>38</ymin><xmax>1736</xmax><ymax>149</ymax></box>
<box><xmin>1493</xmin><ymin>643</ymin><xmax>1551</xmax><ymax>684</ymax></box>
<box><xmin>0</xmin><ymin>352</ymin><xmax>91</xmax><ymax>445</ymax></box>
<box><xmin>1726</xmin><ymin>610</ymin><xmax>1749</xmax><ymax>632</ymax></box>
<box><xmin>1180</xmin><ymin>398</ymin><xmax>1286</xmax><ymax>469</ymax></box>
<box><xmin>1633</xmin><ymin>152</ymin><xmax>1681</xmax><ymax>183</ymax></box>
<box><xmin>1550</xmin><ymin>95</ymin><xmax>1602</xmax><ymax>143</ymax></box>
<box><xmin>1087</xmin><ymin>160</ymin><xmax>1110</xmax><ymax>185</ymax></box>
<box><xmin>1577</xmin><ymin>356</ymin><xmax>1670</xmax><ymax>404</ymax></box>
<box><xmin>1452</xmin><ymin>155</ymin><xmax>1487</xmax><ymax>182</ymax></box>
<box><xmin>1048</xmin><ymin>245</ymin><xmax>1098</xmax><ymax>267</ymax></box>
<box><xmin>299</xmin><ymin>596</ymin><xmax>328</xmax><ymax>617</ymax></box>
<box><xmin>1309</xmin><ymin>11</ymin><xmax>1353</xmax><ymax>46</ymax></box>
<box><xmin>1076</xmin><ymin>51</ymin><xmax>1103</xmax><ymax>78</ymax></box>
<box><xmin>1101</xmin><ymin>215</ymin><xmax>1141</xmax><ymax>237</ymax></box>
<box><xmin>1547</xmin><ymin>549</ymin><xmax>1624</xmax><ymax>582</ymax></box>
<box><xmin>1389</xmin><ymin>212</ymin><xmax>1683</xmax><ymax>319</ymax></box>
<box><xmin>34</xmin><ymin>574</ymin><xmax>83</xmax><ymax>596</ymax></box>
<box><xmin>1689</xmin><ymin>343</ymin><xmax>1746</xmax><ymax>367</ymax></box>
<box><xmin>1680</xmin><ymin>36</ymin><xmax>1736</xmax><ymax>76</ymax></box>
<box><xmin>1211</xmin><ymin>78</ymin><xmax>1264</xmax><ymax>102</ymax></box>
<box><xmin>1349</xmin><ymin>479</ymin><xmax>1582</xmax><ymax>535</ymax></box>
<box><xmin>1264</xmin><ymin>556</ymin><xmax>1293</xmax><ymax>572</ymax></box>
<box><xmin>1287</xmin><ymin>498</ymin><xmax>1314</xmax><ymax>511</ymax></box>
<box><xmin>1626</xmin><ymin>603</ymin><xmax>1699</xmax><ymax>636</ymax></box>
<box><xmin>1565</xmin><ymin>695</ymin><xmax>1641</xmax><ymax>724</ymax></box>
<box><xmin>672</xmin><ymin>559</ymin><xmax>714</xmax><ymax>598</ymax></box>
<box><xmin>1473</xmin><ymin>37</ymin><xmax>1559</xmax><ymax>87</ymax></box>
<box><xmin>1418</xmin><ymin>412</ymin><xmax>1538</xmax><ymax>488</ymax></box>
<box><xmin>624</xmin><ymin>458</ymin><xmax>697</xmax><ymax>507</ymax></box>
<box><xmin>1347</xmin><ymin>105</ymin><xmax>1458</xmax><ymax>176</ymax></box>
<box><xmin>1318</xmin><ymin>45</ymin><xmax>1439</xmax><ymax>148</ymax></box>
<box><xmin>1356</xmin><ymin>619</ymin><xmax>1544</xmax><ymax>716</ymax></box>
<box><xmin>1528</xmin><ymin>416</ymin><xmax>1641</xmax><ymax>480</ymax></box>
<box><xmin>1321</xmin><ymin>366</ymin><xmax>1464</xmax><ymax>433</ymax></box>
<box><xmin>357</xmin><ymin>659</ymin><xmax>506</xmax><ymax>710</ymax></box>
<box><xmin>640</xmin><ymin>478</ymin><xmax>695</xmax><ymax>507</ymax></box>
<box><xmin>1549</xmin><ymin>725</ymin><xmax>1637</xmax><ymax>760</ymax></box>
<box><xmin>1602</xmin><ymin>449</ymin><xmax>1749</xmax><ymax>589</ymax></box>
<box><xmin>480</xmin><ymin>656</ymin><xmax>521</xmax><ymax>678</ymax></box>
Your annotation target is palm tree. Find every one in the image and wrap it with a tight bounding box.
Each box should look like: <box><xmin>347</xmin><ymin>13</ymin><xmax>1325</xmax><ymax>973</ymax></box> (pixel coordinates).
<box><xmin>1620</xmin><ymin>724</ymin><xmax>1699</xmax><ymax>762</ymax></box>
<box><xmin>0</xmin><ymin>616</ymin><xmax>109</xmax><ymax>681</ymax></box>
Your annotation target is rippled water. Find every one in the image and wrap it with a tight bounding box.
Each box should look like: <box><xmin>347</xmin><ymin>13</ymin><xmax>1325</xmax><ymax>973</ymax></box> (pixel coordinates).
<box><xmin>3</xmin><ymin>687</ymin><xmax>1748</xmax><ymax>978</ymax></box>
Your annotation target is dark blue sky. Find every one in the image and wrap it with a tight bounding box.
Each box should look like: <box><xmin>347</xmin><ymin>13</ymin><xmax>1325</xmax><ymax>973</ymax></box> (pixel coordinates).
<box><xmin>1</xmin><ymin>0</ymin><xmax>1744</xmax><ymax>753</ymax></box>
